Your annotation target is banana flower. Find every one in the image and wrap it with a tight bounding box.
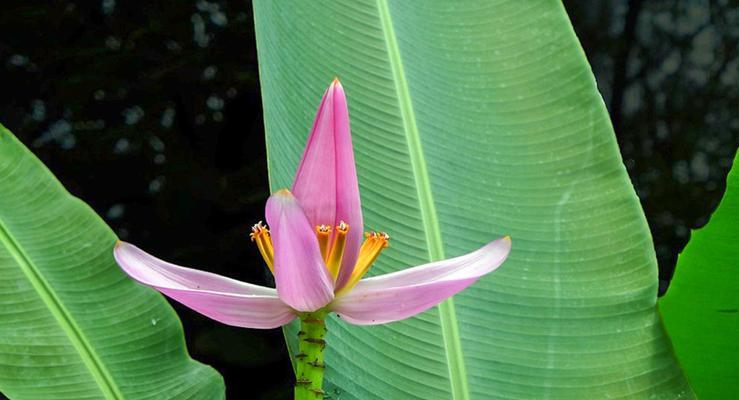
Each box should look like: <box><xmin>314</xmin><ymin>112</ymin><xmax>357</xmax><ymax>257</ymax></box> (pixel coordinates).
<box><xmin>114</xmin><ymin>79</ymin><xmax>511</xmax><ymax>399</ymax></box>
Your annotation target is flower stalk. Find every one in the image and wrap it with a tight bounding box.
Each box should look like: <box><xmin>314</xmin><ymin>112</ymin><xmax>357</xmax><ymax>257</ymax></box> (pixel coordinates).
<box><xmin>295</xmin><ymin>311</ymin><xmax>328</xmax><ymax>400</ymax></box>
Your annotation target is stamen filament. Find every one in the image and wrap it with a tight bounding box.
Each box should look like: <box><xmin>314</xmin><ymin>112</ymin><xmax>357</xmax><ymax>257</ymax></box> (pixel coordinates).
<box><xmin>315</xmin><ymin>225</ymin><xmax>332</xmax><ymax>262</ymax></box>
<box><xmin>338</xmin><ymin>231</ymin><xmax>389</xmax><ymax>294</ymax></box>
<box><xmin>250</xmin><ymin>221</ymin><xmax>274</xmax><ymax>272</ymax></box>
<box><xmin>326</xmin><ymin>221</ymin><xmax>348</xmax><ymax>280</ymax></box>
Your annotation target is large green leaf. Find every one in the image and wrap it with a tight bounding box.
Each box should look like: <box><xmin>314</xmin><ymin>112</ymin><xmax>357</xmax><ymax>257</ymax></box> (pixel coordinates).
<box><xmin>254</xmin><ymin>1</ymin><xmax>693</xmax><ymax>399</ymax></box>
<box><xmin>0</xmin><ymin>125</ymin><xmax>224</xmax><ymax>399</ymax></box>
<box><xmin>660</xmin><ymin>151</ymin><xmax>738</xmax><ymax>399</ymax></box>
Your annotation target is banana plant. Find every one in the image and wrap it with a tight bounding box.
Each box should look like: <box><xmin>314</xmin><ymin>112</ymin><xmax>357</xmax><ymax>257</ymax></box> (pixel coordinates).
<box><xmin>660</xmin><ymin>151</ymin><xmax>739</xmax><ymax>399</ymax></box>
<box><xmin>3</xmin><ymin>1</ymin><xmax>734</xmax><ymax>399</ymax></box>
<box><xmin>0</xmin><ymin>125</ymin><xmax>225</xmax><ymax>399</ymax></box>
<box><xmin>253</xmin><ymin>1</ymin><xmax>694</xmax><ymax>399</ymax></box>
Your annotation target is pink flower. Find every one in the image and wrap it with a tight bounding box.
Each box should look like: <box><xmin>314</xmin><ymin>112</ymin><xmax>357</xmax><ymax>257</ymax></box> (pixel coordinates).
<box><xmin>114</xmin><ymin>79</ymin><xmax>511</xmax><ymax>329</ymax></box>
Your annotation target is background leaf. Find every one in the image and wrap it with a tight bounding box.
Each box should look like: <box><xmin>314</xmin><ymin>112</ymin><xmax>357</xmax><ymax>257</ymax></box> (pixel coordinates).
<box><xmin>660</xmin><ymin>151</ymin><xmax>738</xmax><ymax>399</ymax></box>
<box><xmin>0</xmin><ymin>124</ymin><xmax>224</xmax><ymax>399</ymax></box>
<box><xmin>254</xmin><ymin>1</ymin><xmax>693</xmax><ymax>399</ymax></box>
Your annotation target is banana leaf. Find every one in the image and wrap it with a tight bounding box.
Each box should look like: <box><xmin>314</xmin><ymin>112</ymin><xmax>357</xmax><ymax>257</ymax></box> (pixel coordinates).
<box><xmin>254</xmin><ymin>1</ymin><xmax>693</xmax><ymax>399</ymax></box>
<box><xmin>660</xmin><ymin>151</ymin><xmax>739</xmax><ymax>399</ymax></box>
<box><xmin>0</xmin><ymin>125</ymin><xmax>224</xmax><ymax>399</ymax></box>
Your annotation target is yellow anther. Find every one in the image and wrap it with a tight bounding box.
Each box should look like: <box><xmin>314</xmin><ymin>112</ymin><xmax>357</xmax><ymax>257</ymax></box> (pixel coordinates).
<box><xmin>338</xmin><ymin>231</ymin><xmax>390</xmax><ymax>294</ymax></box>
<box><xmin>315</xmin><ymin>225</ymin><xmax>332</xmax><ymax>261</ymax></box>
<box><xmin>326</xmin><ymin>221</ymin><xmax>349</xmax><ymax>280</ymax></box>
<box><xmin>250</xmin><ymin>221</ymin><xmax>274</xmax><ymax>273</ymax></box>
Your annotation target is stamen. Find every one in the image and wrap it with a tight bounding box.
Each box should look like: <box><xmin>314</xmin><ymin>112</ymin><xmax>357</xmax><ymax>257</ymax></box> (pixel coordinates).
<box><xmin>326</xmin><ymin>221</ymin><xmax>349</xmax><ymax>280</ymax></box>
<box><xmin>338</xmin><ymin>231</ymin><xmax>390</xmax><ymax>294</ymax></box>
<box><xmin>250</xmin><ymin>221</ymin><xmax>274</xmax><ymax>272</ymax></box>
<box><xmin>315</xmin><ymin>225</ymin><xmax>332</xmax><ymax>262</ymax></box>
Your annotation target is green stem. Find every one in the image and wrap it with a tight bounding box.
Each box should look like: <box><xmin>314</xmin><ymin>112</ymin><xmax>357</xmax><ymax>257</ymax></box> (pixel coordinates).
<box><xmin>294</xmin><ymin>311</ymin><xmax>327</xmax><ymax>400</ymax></box>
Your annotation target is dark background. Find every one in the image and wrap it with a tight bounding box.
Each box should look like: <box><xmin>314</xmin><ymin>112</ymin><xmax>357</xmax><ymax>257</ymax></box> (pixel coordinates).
<box><xmin>0</xmin><ymin>1</ymin><xmax>736</xmax><ymax>398</ymax></box>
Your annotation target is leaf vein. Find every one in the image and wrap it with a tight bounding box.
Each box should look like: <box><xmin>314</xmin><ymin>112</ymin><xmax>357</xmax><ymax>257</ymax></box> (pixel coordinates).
<box><xmin>0</xmin><ymin>212</ymin><xmax>123</xmax><ymax>400</ymax></box>
<box><xmin>374</xmin><ymin>1</ymin><xmax>470</xmax><ymax>399</ymax></box>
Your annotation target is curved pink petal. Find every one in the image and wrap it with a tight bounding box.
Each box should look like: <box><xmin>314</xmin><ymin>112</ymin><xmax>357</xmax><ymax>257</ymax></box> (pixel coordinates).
<box><xmin>114</xmin><ymin>242</ymin><xmax>295</xmax><ymax>329</ymax></box>
<box><xmin>265</xmin><ymin>190</ymin><xmax>334</xmax><ymax>312</ymax></box>
<box><xmin>332</xmin><ymin>237</ymin><xmax>511</xmax><ymax>325</ymax></box>
<box><xmin>291</xmin><ymin>80</ymin><xmax>363</xmax><ymax>288</ymax></box>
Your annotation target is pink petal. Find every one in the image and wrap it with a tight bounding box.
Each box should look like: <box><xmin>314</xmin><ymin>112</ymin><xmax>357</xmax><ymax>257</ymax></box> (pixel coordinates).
<box><xmin>114</xmin><ymin>242</ymin><xmax>295</xmax><ymax>329</ymax></box>
<box><xmin>331</xmin><ymin>237</ymin><xmax>511</xmax><ymax>325</ymax></box>
<box><xmin>291</xmin><ymin>80</ymin><xmax>363</xmax><ymax>288</ymax></box>
<box><xmin>265</xmin><ymin>190</ymin><xmax>335</xmax><ymax>312</ymax></box>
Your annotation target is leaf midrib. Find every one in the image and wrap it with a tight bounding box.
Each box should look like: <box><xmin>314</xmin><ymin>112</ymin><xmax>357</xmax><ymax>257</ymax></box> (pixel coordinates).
<box><xmin>0</xmin><ymin>215</ymin><xmax>123</xmax><ymax>400</ymax></box>
<box><xmin>375</xmin><ymin>1</ymin><xmax>470</xmax><ymax>399</ymax></box>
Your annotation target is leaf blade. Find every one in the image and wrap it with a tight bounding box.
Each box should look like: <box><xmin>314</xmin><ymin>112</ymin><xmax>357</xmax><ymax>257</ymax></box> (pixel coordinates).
<box><xmin>254</xmin><ymin>1</ymin><xmax>693</xmax><ymax>398</ymax></box>
<box><xmin>0</xmin><ymin>125</ymin><xmax>224</xmax><ymax>400</ymax></box>
<box><xmin>660</xmin><ymin>151</ymin><xmax>739</xmax><ymax>399</ymax></box>
<box><xmin>0</xmin><ymin>219</ymin><xmax>122</xmax><ymax>399</ymax></box>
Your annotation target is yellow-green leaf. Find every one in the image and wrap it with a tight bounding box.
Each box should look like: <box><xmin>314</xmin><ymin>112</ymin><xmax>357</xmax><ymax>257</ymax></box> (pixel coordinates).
<box><xmin>660</xmin><ymin>151</ymin><xmax>739</xmax><ymax>399</ymax></box>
